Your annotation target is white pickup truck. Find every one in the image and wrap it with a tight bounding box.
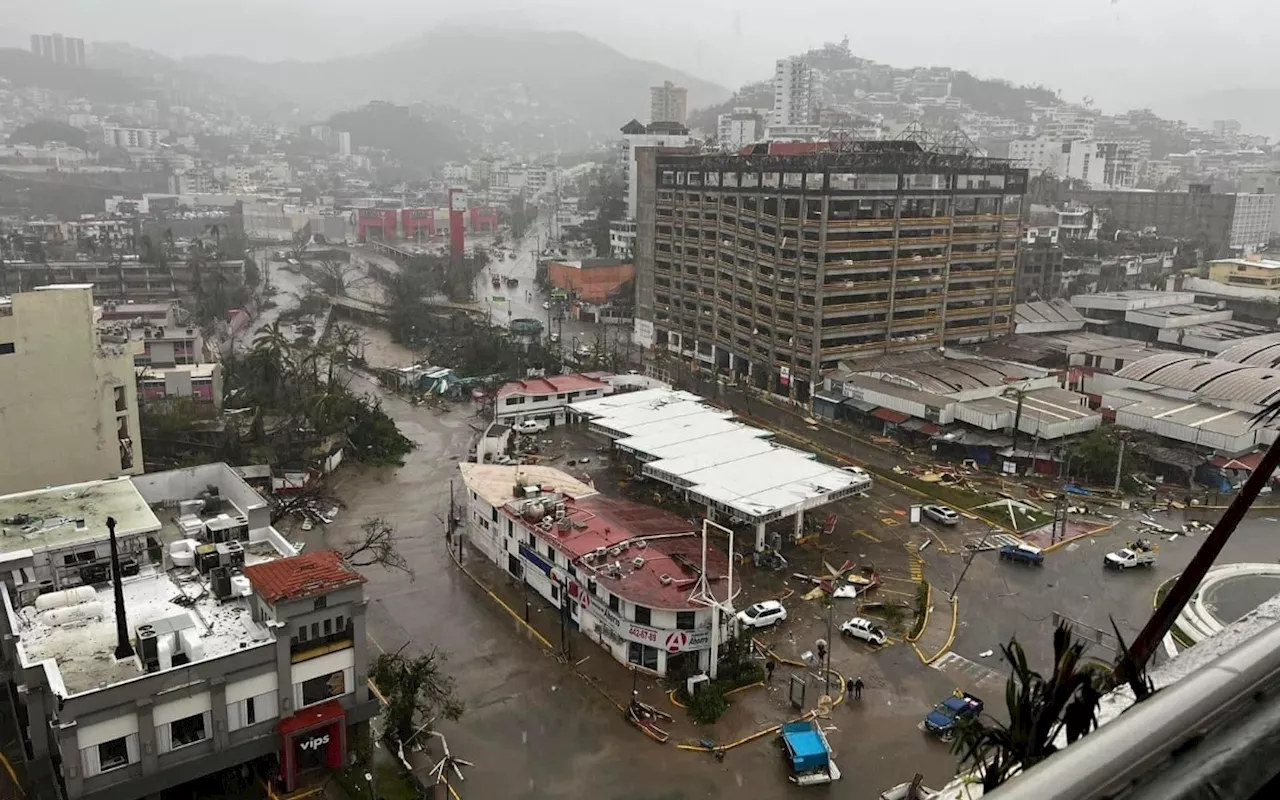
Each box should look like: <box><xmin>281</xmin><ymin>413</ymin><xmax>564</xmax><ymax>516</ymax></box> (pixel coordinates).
<box><xmin>513</xmin><ymin>418</ymin><xmax>550</xmax><ymax>435</ymax></box>
<box><xmin>1105</xmin><ymin>545</ymin><xmax>1158</xmax><ymax>570</ymax></box>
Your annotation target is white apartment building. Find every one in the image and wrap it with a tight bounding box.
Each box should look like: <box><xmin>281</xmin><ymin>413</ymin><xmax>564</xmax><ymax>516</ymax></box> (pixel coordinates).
<box><xmin>1096</xmin><ymin>139</ymin><xmax>1150</xmax><ymax>189</ymax></box>
<box><xmin>101</xmin><ymin>126</ymin><xmax>168</xmax><ymax>149</ymax></box>
<box><xmin>1008</xmin><ymin>137</ymin><xmax>1107</xmax><ymax>187</ymax></box>
<box><xmin>495</xmin><ymin>374</ymin><xmax>612</xmax><ymax>427</ymax></box>
<box><xmin>609</xmin><ymin>220</ymin><xmax>637</xmax><ymax>259</ymax></box>
<box><xmin>649</xmin><ymin>81</ymin><xmax>688</xmax><ymax>125</ymax></box>
<box><xmin>716</xmin><ymin>109</ymin><xmax>764</xmax><ymax>150</ymax></box>
<box><xmin>618</xmin><ymin>121</ymin><xmax>696</xmax><ymax>219</ymax></box>
<box><xmin>773</xmin><ymin>57</ymin><xmax>819</xmax><ymax>126</ymax></box>
<box><xmin>0</xmin><ymin>286</ymin><xmax>144</xmax><ymax>494</ymax></box>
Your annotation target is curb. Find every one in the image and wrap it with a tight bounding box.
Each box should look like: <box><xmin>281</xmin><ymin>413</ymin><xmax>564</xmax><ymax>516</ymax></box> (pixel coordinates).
<box><xmin>906</xmin><ymin>583</ymin><xmax>932</xmax><ymax>643</ymax></box>
<box><xmin>914</xmin><ymin>596</ymin><xmax>959</xmax><ymax>665</ymax></box>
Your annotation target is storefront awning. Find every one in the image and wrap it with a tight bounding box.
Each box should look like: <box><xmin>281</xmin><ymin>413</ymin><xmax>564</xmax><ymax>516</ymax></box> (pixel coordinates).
<box><xmin>279</xmin><ymin>699</ymin><xmax>346</xmax><ymax>738</ymax></box>
<box><xmin>900</xmin><ymin>418</ymin><xmax>940</xmax><ymax>435</ymax></box>
<box><xmin>842</xmin><ymin>398</ymin><xmax>877</xmax><ymax>413</ymax></box>
<box><xmin>870</xmin><ymin>408</ymin><xmax>911</xmax><ymax>424</ymax></box>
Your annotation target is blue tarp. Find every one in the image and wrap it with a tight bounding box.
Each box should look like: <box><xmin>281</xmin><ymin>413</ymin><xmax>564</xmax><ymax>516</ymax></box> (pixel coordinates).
<box><xmin>781</xmin><ymin>722</ymin><xmax>828</xmax><ymax>773</ymax></box>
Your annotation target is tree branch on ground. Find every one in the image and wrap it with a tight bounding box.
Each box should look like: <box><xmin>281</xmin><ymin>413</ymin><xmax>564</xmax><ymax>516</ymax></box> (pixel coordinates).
<box><xmin>369</xmin><ymin>646</ymin><xmax>464</xmax><ymax>752</ymax></box>
<box><xmin>342</xmin><ymin>517</ymin><xmax>414</xmax><ymax>579</ymax></box>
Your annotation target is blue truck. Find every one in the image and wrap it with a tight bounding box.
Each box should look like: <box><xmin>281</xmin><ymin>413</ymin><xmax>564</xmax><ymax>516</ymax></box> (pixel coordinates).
<box><xmin>779</xmin><ymin>720</ymin><xmax>841</xmax><ymax>785</ymax></box>
<box><xmin>922</xmin><ymin>692</ymin><xmax>984</xmax><ymax>741</ymax></box>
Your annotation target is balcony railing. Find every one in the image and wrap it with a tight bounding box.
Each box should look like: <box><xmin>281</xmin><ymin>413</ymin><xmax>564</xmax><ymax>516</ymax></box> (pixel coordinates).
<box><xmin>291</xmin><ymin>631</ymin><xmax>354</xmax><ymax>663</ymax></box>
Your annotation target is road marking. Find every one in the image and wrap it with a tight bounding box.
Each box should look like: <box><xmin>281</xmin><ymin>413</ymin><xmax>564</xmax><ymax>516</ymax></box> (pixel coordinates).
<box><xmin>881</xmin><ymin>517</ymin><xmax>901</xmax><ymax>527</ymax></box>
<box><xmin>854</xmin><ymin>529</ymin><xmax>882</xmax><ymax>543</ymax></box>
<box><xmin>930</xmin><ymin>651</ymin><xmax>1006</xmax><ymax>693</ymax></box>
<box><xmin>908</xmin><ymin>542</ymin><xmax>925</xmax><ymax>583</ymax></box>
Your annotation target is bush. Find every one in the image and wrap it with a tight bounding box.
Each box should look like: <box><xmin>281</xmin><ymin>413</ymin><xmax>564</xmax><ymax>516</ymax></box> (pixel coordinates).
<box><xmin>908</xmin><ymin>581</ymin><xmax>931</xmax><ymax>640</ymax></box>
<box><xmin>687</xmin><ymin>683</ymin><xmax>729</xmax><ymax>725</ymax></box>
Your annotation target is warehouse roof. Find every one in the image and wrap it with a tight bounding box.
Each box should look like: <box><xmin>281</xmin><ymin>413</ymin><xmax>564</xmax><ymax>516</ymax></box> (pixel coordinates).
<box><xmin>1218</xmin><ymin>333</ymin><xmax>1280</xmax><ymax>368</ymax></box>
<box><xmin>1108</xmin><ymin>390</ymin><xmax>1262</xmax><ymax>438</ymax></box>
<box><xmin>1113</xmin><ymin>353</ymin><xmax>1280</xmax><ymax>408</ymax></box>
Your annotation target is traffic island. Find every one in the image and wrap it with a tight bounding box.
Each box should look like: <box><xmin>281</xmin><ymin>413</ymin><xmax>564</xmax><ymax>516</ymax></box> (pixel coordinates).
<box><xmin>911</xmin><ymin>592</ymin><xmax>959</xmax><ymax>665</ymax></box>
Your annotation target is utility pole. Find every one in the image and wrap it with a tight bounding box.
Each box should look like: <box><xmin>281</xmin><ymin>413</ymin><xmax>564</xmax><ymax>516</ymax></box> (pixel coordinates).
<box><xmin>107</xmin><ymin>516</ymin><xmax>134</xmax><ymax>661</ymax></box>
<box><xmin>1113</xmin><ymin>439</ymin><xmax>1126</xmax><ymax>494</ymax></box>
<box><xmin>950</xmin><ymin>529</ymin><xmax>993</xmax><ymax>601</ymax></box>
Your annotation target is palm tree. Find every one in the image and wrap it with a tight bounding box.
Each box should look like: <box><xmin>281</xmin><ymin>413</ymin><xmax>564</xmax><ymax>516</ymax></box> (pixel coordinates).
<box><xmin>953</xmin><ymin>624</ymin><xmax>1106</xmax><ymax>791</ymax></box>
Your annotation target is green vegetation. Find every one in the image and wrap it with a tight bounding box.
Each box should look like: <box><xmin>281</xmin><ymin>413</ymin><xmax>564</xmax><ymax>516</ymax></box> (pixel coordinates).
<box><xmin>10</xmin><ymin>119</ymin><xmax>91</xmax><ymax>150</ymax></box>
<box><xmin>952</xmin><ymin>625</ymin><xmax>1108</xmax><ymax>791</ymax></box>
<box><xmin>369</xmin><ymin>648</ymin><xmax>464</xmax><ymax>750</ymax></box>
<box><xmin>673</xmin><ymin>635</ymin><xmax>765</xmax><ymax>725</ymax></box>
<box><xmin>327</xmin><ymin>102</ymin><xmax>466</xmax><ymax>175</ymax></box>
<box><xmin>909</xmin><ymin>582</ymin><xmax>931</xmax><ymax>640</ymax></box>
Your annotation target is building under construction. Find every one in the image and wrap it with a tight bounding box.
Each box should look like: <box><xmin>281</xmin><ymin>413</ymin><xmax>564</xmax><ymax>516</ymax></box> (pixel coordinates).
<box><xmin>633</xmin><ymin>140</ymin><xmax>1028</xmax><ymax>402</ymax></box>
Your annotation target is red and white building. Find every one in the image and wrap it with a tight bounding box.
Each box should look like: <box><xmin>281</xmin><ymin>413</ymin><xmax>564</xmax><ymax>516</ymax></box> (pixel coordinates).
<box><xmin>495</xmin><ymin>373</ymin><xmax>613</xmax><ymax>427</ymax></box>
<box><xmin>458</xmin><ymin>464</ymin><xmax>736</xmax><ymax>676</ymax></box>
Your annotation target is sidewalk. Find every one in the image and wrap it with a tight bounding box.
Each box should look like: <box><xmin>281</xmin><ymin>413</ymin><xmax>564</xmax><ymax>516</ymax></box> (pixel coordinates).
<box><xmin>911</xmin><ymin>587</ymin><xmax>958</xmax><ymax>665</ymax></box>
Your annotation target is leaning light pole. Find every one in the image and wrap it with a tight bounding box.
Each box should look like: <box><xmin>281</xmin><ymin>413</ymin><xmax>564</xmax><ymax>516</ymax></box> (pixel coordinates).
<box><xmin>690</xmin><ymin>518</ymin><xmax>736</xmax><ymax>680</ymax></box>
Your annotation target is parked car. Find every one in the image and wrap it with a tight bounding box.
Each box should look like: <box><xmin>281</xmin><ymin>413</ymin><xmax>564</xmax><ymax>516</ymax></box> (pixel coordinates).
<box><xmin>737</xmin><ymin>600</ymin><xmax>788</xmax><ymax>629</ymax></box>
<box><xmin>513</xmin><ymin>418</ymin><xmax>550</xmax><ymax>435</ymax></box>
<box><xmin>542</xmin><ymin>301</ymin><xmax>551</xmax><ymax>309</ymax></box>
<box><xmin>839</xmin><ymin>616</ymin><xmax>887</xmax><ymax>646</ymax></box>
<box><xmin>923</xmin><ymin>505</ymin><xmax>960</xmax><ymax>526</ymax></box>
<box><xmin>999</xmin><ymin>543</ymin><xmax>1044</xmax><ymax>566</ymax></box>
<box><xmin>923</xmin><ymin>692</ymin><xmax>984</xmax><ymax>741</ymax></box>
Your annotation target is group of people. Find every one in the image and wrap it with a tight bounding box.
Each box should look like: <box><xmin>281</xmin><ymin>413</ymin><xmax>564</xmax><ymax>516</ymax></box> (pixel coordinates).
<box><xmin>764</xmin><ymin>658</ymin><xmax>864</xmax><ymax>700</ymax></box>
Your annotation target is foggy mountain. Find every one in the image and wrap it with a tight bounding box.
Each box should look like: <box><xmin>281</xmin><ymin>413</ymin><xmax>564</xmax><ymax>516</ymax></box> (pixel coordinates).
<box><xmin>176</xmin><ymin>27</ymin><xmax>730</xmax><ymax>141</ymax></box>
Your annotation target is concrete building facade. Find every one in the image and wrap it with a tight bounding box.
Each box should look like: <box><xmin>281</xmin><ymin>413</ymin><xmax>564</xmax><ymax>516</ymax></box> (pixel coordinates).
<box><xmin>1063</xmin><ymin>185</ymin><xmax>1238</xmax><ymax>257</ymax></box>
<box><xmin>618</xmin><ymin>120</ymin><xmax>697</xmax><ymax>221</ymax></box>
<box><xmin>773</xmin><ymin>58</ymin><xmax>819</xmax><ymax>126</ymax></box>
<box><xmin>0</xmin><ymin>286</ymin><xmax>143</xmax><ymax>494</ymax></box>
<box><xmin>649</xmin><ymin>81</ymin><xmax>688</xmax><ymax>125</ymax></box>
<box><xmin>1229</xmin><ymin>191</ymin><xmax>1276</xmax><ymax>253</ymax></box>
<box><xmin>717</xmin><ymin>109</ymin><xmax>764</xmax><ymax>150</ymax></box>
<box><xmin>634</xmin><ymin>143</ymin><xmax>1027</xmax><ymax>401</ymax></box>
<box><xmin>1</xmin><ymin>537</ymin><xmax>376</xmax><ymax>800</ymax></box>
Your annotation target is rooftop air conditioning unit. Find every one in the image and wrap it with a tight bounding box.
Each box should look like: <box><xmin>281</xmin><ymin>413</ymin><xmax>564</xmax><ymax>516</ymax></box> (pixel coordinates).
<box><xmin>659</xmin><ymin>574</ymin><xmax>673</xmax><ymax>585</ymax></box>
<box><xmin>593</xmin><ymin>547</ymin><xmax>607</xmax><ymax>559</ymax></box>
<box><xmin>609</xmin><ymin>546</ymin><xmax>623</xmax><ymax>558</ymax></box>
<box><xmin>634</xmin><ymin>540</ymin><xmax>647</xmax><ymax>550</ymax></box>
<box><xmin>631</xmin><ymin>557</ymin><xmax>645</xmax><ymax>568</ymax></box>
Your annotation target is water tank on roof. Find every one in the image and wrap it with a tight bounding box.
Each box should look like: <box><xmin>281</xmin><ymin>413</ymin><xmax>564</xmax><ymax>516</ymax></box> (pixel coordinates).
<box><xmin>35</xmin><ymin>586</ymin><xmax>96</xmax><ymax>612</ymax></box>
<box><xmin>38</xmin><ymin>601</ymin><xmax>105</xmax><ymax>627</ymax></box>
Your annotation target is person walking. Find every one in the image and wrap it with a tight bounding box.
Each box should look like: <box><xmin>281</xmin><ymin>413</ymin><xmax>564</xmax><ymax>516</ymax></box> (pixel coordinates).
<box><xmin>845</xmin><ymin>677</ymin><xmax>856</xmax><ymax>698</ymax></box>
<box><xmin>765</xmin><ymin>658</ymin><xmax>776</xmax><ymax>684</ymax></box>
<box><xmin>853</xmin><ymin>677</ymin><xmax>864</xmax><ymax>700</ymax></box>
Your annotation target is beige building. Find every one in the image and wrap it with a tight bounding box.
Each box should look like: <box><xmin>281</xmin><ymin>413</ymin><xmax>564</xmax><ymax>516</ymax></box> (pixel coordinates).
<box><xmin>649</xmin><ymin>81</ymin><xmax>688</xmax><ymax>125</ymax></box>
<box><xmin>0</xmin><ymin>285</ymin><xmax>144</xmax><ymax>493</ymax></box>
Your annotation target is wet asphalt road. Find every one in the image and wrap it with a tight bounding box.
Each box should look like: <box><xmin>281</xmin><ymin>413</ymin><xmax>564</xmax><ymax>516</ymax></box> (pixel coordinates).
<box><xmin>316</xmin><ymin>373</ymin><xmax>966</xmax><ymax>799</ymax></box>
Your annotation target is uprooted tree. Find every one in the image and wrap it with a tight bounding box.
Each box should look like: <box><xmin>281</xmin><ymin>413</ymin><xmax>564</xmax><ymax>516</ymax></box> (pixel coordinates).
<box><xmin>341</xmin><ymin>517</ymin><xmax>413</xmax><ymax>579</ymax></box>
<box><xmin>370</xmin><ymin>646</ymin><xmax>464</xmax><ymax>752</ymax></box>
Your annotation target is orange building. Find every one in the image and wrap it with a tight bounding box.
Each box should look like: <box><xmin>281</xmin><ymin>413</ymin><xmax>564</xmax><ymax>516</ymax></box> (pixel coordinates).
<box><xmin>546</xmin><ymin>258</ymin><xmax>635</xmax><ymax>304</ymax></box>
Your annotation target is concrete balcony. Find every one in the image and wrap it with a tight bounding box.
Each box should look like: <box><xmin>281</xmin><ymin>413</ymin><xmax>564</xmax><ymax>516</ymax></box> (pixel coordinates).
<box><xmin>897</xmin><ymin>216</ymin><xmax>953</xmax><ymax>227</ymax></box>
<box><xmin>822</xmin><ymin>298</ymin><xmax>892</xmax><ymax>315</ymax></box>
<box><xmin>826</xmin><ymin>218</ymin><xmax>896</xmax><ymax>229</ymax></box>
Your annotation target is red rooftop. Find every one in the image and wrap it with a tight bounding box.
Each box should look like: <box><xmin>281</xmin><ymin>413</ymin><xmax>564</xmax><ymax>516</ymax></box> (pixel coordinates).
<box><xmin>496</xmin><ymin>372</ymin><xmax>611</xmax><ymax>400</ymax></box>
<box><xmin>243</xmin><ymin>549</ymin><xmax>367</xmax><ymax>604</ymax></box>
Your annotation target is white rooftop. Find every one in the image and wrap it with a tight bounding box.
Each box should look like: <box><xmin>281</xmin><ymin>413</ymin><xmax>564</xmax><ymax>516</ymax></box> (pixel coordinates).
<box><xmin>0</xmin><ymin>478</ymin><xmax>161</xmax><ymax>559</ymax></box>
<box><xmin>11</xmin><ymin>549</ymin><xmax>281</xmax><ymax>696</ymax></box>
<box><xmin>573</xmin><ymin>389</ymin><xmax>862</xmax><ymax>520</ymax></box>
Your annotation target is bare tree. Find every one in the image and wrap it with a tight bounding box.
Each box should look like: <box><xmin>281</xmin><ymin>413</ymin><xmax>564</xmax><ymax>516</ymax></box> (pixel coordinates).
<box><xmin>342</xmin><ymin>517</ymin><xmax>414</xmax><ymax>579</ymax></box>
<box><xmin>370</xmin><ymin>645</ymin><xmax>463</xmax><ymax>750</ymax></box>
<box><xmin>311</xmin><ymin>256</ymin><xmax>371</xmax><ymax>297</ymax></box>
<box><xmin>289</xmin><ymin>222</ymin><xmax>312</xmax><ymax>262</ymax></box>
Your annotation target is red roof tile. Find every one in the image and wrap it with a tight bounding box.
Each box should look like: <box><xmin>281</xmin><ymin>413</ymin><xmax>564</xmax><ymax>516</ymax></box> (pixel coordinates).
<box><xmin>496</xmin><ymin>373</ymin><xmax>610</xmax><ymax>399</ymax></box>
<box><xmin>243</xmin><ymin>549</ymin><xmax>366</xmax><ymax>605</ymax></box>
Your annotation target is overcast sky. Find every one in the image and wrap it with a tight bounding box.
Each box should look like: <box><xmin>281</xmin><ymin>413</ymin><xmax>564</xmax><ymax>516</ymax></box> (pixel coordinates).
<box><xmin>7</xmin><ymin>0</ymin><xmax>1278</xmax><ymax>128</ymax></box>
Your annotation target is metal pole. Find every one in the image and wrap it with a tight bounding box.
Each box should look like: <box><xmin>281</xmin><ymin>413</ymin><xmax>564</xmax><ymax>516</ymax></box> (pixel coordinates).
<box><xmin>950</xmin><ymin>529</ymin><xmax>992</xmax><ymax>601</ymax></box>
<box><xmin>1113</xmin><ymin>439</ymin><xmax>1126</xmax><ymax>494</ymax></box>
<box><xmin>107</xmin><ymin>516</ymin><xmax>134</xmax><ymax>660</ymax></box>
<box><xmin>824</xmin><ymin>599</ymin><xmax>833</xmax><ymax>694</ymax></box>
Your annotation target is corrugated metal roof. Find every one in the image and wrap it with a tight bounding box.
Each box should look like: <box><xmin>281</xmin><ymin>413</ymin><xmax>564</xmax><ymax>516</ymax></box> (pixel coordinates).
<box><xmin>1114</xmin><ymin>353</ymin><xmax>1280</xmax><ymax>407</ymax></box>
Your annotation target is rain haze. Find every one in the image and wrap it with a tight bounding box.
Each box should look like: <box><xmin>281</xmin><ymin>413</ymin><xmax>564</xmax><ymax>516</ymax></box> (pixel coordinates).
<box><xmin>6</xmin><ymin>0</ymin><xmax>1280</xmax><ymax>130</ymax></box>
<box><xmin>3</xmin><ymin>2</ymin><xmax>1280</xmax><ymax>800</ymax></box>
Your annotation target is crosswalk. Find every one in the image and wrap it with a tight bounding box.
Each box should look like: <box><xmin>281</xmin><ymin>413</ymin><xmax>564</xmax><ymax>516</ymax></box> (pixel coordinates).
<box><xmin>965</xmin><ymin>533</ymin><xmax>1024</xmax><ymax>551</ymax></box>
<box><xmin>908</xmin><ymin>542</ymin><xmax>925</xmax><ymax>583</ymax></box>
<box><xmin>930</xmin><ymin>651</ymin><xmax>1008</xmax><ymax>695</ymax></box>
